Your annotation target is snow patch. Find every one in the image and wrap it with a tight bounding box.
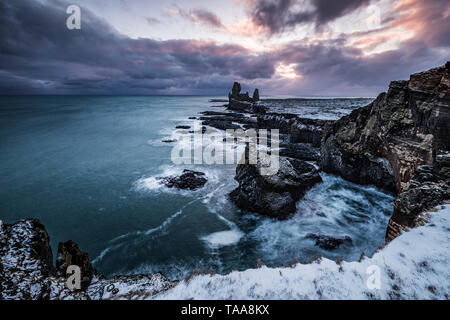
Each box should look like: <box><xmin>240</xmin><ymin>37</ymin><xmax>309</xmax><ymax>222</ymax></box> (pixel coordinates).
<box><xmin>153</xmin><ymin>204</ymin><xmax>450</xmax><ymax>299</ymax></box>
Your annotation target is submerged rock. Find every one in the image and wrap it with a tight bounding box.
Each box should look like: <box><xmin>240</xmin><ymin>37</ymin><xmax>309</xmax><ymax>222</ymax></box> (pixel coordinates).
<box><xmin>306</xmin><ymin>233</ymin><xmax>353</xmax><ymax>250</ymax></box>
<box><xmin>230</xmin><ymin>148</ymin><xmax>322</xmax><ymax>219</ymax></box>
<box><xmin>162</xmin><ymin>139</ymin><xmax>177</xmax><ymax>143</ymax></box>
<box><xmin>202</xmin><ymin>119</ymin><xmax>241</xmax><ymax>130</ymax></box>
<box><xmin>159</xmin><ymin>169</ymin><xmax>207</xmax><ymax>190</ymax></box>
<box><xmin>319</xmin><ymin>62</ymin><xmax>450</xmax><ymax>241</ymax></box>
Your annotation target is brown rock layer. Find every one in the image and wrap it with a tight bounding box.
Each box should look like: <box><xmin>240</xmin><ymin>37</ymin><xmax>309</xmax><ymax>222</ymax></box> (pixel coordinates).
<box><xmin>320</xmin><ymin>62</ymin><xmax>450</xmax><ymax>242</ymax></box>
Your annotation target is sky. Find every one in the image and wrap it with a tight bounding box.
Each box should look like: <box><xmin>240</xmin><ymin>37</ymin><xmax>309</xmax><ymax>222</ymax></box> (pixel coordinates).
<box><xmin>0</xmin><ymin>0</ymin><xmax>449</xmax><ymax>96</ymax></box>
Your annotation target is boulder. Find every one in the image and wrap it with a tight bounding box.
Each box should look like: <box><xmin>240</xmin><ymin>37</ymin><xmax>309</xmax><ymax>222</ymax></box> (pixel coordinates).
<box><xmin>158</xmin><ymin>169</ymin><xmax>207</xmax><ymax>190</ymax></box>
<box><xmin>230</xmin><ymin>149</ymin><xmax>322</xmax><ymax>219</ymax></box>
<box><xmin>306</xmin><ymin>233</ymin><xmax>352</xmax><ymax>250</ymax></box>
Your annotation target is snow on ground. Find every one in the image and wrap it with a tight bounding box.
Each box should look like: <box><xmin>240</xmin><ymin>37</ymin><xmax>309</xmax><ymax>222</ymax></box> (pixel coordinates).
<box><xmin>1</xmin><ymin>205</ymin><xmax>449</xmax><ymax>299</ymax></box>
<box><xmin>153</xmin><ymin>205</ymin><xmax>450</xmax><ymax>300</ymax></box>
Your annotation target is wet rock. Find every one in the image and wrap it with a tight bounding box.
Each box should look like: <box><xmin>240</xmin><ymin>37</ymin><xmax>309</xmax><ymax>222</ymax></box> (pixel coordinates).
<box><xmin>159</xmin><ymin>169</ymin><xmax>207</xmax><ymax>190</ymax></box>
<box><xmin>56</xmin><ymin>240</ymin><xmax>96</xmax><ymax>290</ymax></box>
<box><xmin>175</xmin><ymin>125</ymin><xmax>191</xmax><ymax>129</ymax></box>
<box><xmin>162</xmin><ymin>139</ymin><xmax>177</xmax><ymax>143</ymax></box>
<box><xmin>228</xmin><ymin>82</ymin><xmax>260</xmax><ymax>111</ymax></box>
<box><xmin>280</xmin><ymin>143</ymin><xmax>320</xmax><ymax>161</ymax></box>
<box><xmin>202</xmin><ymin>119</ymin><xmax>241</xmax><ymax>131</ymax></box>
<box><xmin>229</xmin><ymin>148</ymin><xmax>322</xmax><ymax>219</ymax></box>
<box><xmin>209</xmin><ymin>99</ymin><xmax>228</xmax><ymax>103</ymax></box>
<box><xmin>257</xmin><ymin>113</ymin><xmax>330</xmax><ymax>145</ymax></box>
<box><xmin>229</xmin><ymin>82</ymin><xmax>251</xmax><ymax>102</ymax></box>
<box><xmin>200</xmin><ymin>111</ymin><xmax>243</xmax><ymax>117</ymax></box>
<box><xmin>319</xmin><ymin>62</ymin><xmax>450</xmax><ymax>241</ymax></box>
<box><xmin>257</xmin><ymin>112</ymin><xmax>298</xmax><ymax>133</ymax></box>
<box><xmin>252</xmin><ymin>89</ymin><xmax>259</xmax><ymax>101</ymax></box>
<box><xmin>290</xmin><ymin>118</ymin><xmax>330</xmax><ymax>147</ymax></box>
<box><xmin>306</xmin><ymin>234</ymin><xmax>352</xmax><ymax>250</ymax></box>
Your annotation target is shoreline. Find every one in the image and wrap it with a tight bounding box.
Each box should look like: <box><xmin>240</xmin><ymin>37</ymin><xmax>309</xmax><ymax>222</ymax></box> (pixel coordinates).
<box><xmin>1</xmin><ymin>62</ymin><xmax>449</xmax><ymax>299</ymax></box>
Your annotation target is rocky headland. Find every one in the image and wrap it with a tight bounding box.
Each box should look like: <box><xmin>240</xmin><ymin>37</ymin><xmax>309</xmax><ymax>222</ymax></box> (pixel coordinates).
<box><xmin>320</xmin><ymin>62</ymin><xmax>450</xmax><ymax>241</ymax></box>
<box><xmin>1</xmin><ymin>63</ymin><xmax>449</xmax><ymax>299</ymax></box>
<box><xmin>201</xmin><ymin>63</ymin><xmax>449</xmax><ymax>243</ymax></box>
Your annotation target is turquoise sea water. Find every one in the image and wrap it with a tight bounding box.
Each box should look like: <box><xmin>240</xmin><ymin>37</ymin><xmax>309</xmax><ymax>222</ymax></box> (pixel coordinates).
<box><xmin>0</xmin><ymin>96</ymin><xmax>393</xmax><ymax>279</ymax></box>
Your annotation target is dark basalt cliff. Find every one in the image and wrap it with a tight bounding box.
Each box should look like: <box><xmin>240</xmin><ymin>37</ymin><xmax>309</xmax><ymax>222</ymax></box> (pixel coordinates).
<box><xmin>320</xmin><ymin>62</ymin><xmax>450</xmax><ymax>241</ymax></box>
<box><xmin>230</xmin><ymin>147</ymin><xmax>322</xmax><ymax>219</ymax></box>
<box><xmin>2</xmin><ymin>64</ymin><xmax>449</xmax><ymax>300</ymax></box>
<box><xmin>228</xmin><ymin>81</ymin><xmax>264</xmax><ymax>113</ymax></box>
<box><xmin>0</xmin><ymin>219</ymin><xmax>174</xmax><ymax>299</ymax></box>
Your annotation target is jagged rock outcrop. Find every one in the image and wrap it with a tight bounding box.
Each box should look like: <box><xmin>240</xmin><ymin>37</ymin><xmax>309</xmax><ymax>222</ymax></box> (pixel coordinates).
<box><xmin>252</xmin><ymin>88</ymin><xmax>259</xmax><ymax>101</ymax></box>
<box><xmin>320</xmin><ymin>62</ymin><xmax>450</xmax><ymax>241</ymax></box>
<box><xmin>0</xmin><ymin>219</ymin><xmax>54</xmax><ymax>299</ymax></box>
<box><xmin>230</xmin><ymin>148</ymin><xmax>322</xmax><ymax>219</ymax></box>
<box><xmin>306</xmin><ymin>233</ymin><xmax>353</xmax><ymax>250</ymax></box>
<box><xmin>257</xmin><ymin>113</ymin><xmax>331</xmax><ymax>147</ymax></box>
<box><xmin>228</xmin><ymin>82</ymin><xmax>262</xmax><ymax>112</ymax></box>
<box><xmin>158</xmin><ymin>169</ymin><xmax>207</xmax><ymax>190</ymax></box>
<box><xmin>0</xmin><ymin>218</ymin><xmax>174</xmax><ymax>300</ymax></box>
<box><xmin>56</xmin><ymin>240</ymin><xmax>96</xmax><ymax>290</ymax></box>
<box><xmin>279</xmin><ymin>142</ymin><xmax>320</xmax><ymax>161</ymax></box>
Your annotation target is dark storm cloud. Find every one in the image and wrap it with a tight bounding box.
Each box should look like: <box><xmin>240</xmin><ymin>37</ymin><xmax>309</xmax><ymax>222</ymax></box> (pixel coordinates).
<box><xmin>145</xmin><ymin>17</ymin><xmax>161</xmax><ymax>25</ymax></box>
<box><xmin>0</xmin><ymin>0</ymin><xmax>275</xmax><ymax>94</ymax></box>
<box><xmin>250</xmin><ymin>0</ymin><xmax>371</xmax><ymax>34</ymax></box>
<box><xmin>178</xmin><ymin>8</ymin><xmax>225</xmax><ymax>29</ymax></box>
<box><xmin>0</xmin><ymin>0</ymin><xmax>448</xmax><ymax>96</ymax></box>
<box><xmin>270</xmin><ymin>38</ymin><xmax>446</xmax><ymax>96</ymax></box>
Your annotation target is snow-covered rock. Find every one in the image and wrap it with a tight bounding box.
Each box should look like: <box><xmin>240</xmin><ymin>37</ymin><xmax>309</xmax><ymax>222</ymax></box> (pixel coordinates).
<box><xmin>155</xmin><ymin>205</ymin><xmax>450</xmax><ymax>299</ymax></box>
<box><xmin>1</xmin><ymin>205</ymin><xmax>449</xmax><ymax>300</ymax></box>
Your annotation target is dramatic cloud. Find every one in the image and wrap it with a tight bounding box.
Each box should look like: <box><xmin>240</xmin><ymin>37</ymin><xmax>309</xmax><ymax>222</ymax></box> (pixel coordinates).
<box><xmin>0</xmin><ymin>0</ymin><xmax>448</xmax><ymax>96</ymax></box>
<box><xmin>248</xmin><ymin>0</ymin><xmax>371</xmax><ymax>34</ymax></box>
<box><xmin>145</xmin><ymin>17</ymin><xmax>161</xmax><ymax>26</ymax></box>
<box><xmin>177</xmin><ymin>8</ymin><xmax>225</xmax><ymax>29</ymax></box>
<box><xmin>0</xmin><ymin>0</ymin><xmax>274</xmax><ymax>94</ymax></box>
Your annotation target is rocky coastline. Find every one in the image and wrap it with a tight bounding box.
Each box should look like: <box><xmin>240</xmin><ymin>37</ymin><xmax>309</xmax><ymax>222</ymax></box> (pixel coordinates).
<box><xmin>1</xmin><ymin>63</ymin><xmax>449</xmax><ymax>299</ymax></box>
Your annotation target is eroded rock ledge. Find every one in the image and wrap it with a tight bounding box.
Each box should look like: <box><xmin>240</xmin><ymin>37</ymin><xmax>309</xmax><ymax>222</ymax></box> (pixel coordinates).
<box><xmin>229</xmin><ymin>148</ymin><xmax>322</xmax><ymax>219</ymax></box>
<box><xmin>2</xmin><ymin>64</ymin><xmax>448</xmax><ymax>300</ymax></box>
<box><xmin>320</xmin><ymin>62</ymin><xmax>450</xmax><ymax>241</ymax></box>
<box><xmin>0</xmin><ymin>219</ymin><xmax>174</xmax><ymax>299</ymax></box>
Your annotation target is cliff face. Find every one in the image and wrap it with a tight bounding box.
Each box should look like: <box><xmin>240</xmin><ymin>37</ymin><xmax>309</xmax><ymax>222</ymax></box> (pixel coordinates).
<box><xmin>0</xmin><ymin>219</ymin><xmax>54</xmax><ymax>299</ymax></box>
<box><xmin>0</xmin><ymin>219</ymin><xmax>174</xmax><ymax>299</ymax></box>
<box><xmin>320</xmin><ymin>62</ymin><xmax>450</xmax><ymax>241</ymax></box>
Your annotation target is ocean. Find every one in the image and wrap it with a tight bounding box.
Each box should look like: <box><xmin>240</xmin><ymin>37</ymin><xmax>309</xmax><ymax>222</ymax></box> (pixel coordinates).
<box><xmin>0</xmin><ymin>95</ymin><xmax>393</xmax><ymax>279</ymax></box>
